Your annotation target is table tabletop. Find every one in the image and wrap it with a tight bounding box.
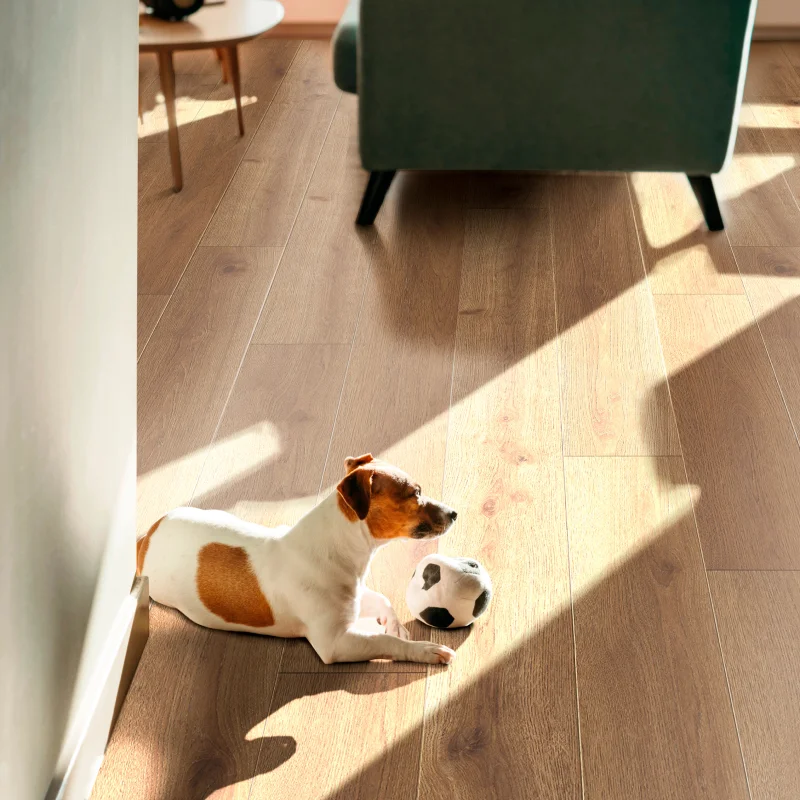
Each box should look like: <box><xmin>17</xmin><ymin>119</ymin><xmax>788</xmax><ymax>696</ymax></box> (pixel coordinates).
<box><xmin>139</xmin><ymin>0</ymin><xmax>284</xmax><ymax>52</ymax></box>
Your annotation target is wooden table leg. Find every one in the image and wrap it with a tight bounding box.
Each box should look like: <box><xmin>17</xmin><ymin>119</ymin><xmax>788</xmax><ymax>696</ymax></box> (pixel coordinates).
<box><xmin>215</xmin><ymin>48</ymin><xmax>229</xmax><ymax>83</ymax></box>
<box><xmin>157</xmin><ymin>49</ymin><xmax>182</xmax><ymax>192</ymax></box>
<box><xmin>226</xmin><ymin>45</ymin><xmax>244</xmax><ymax>137</ymax></box>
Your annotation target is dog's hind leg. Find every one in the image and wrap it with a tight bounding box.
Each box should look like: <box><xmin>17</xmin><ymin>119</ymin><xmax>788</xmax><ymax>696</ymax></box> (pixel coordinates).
<box><xmin>359</xmin><ymin>588</ymin><xmax>409</xmax><ymax>640</ymax></box>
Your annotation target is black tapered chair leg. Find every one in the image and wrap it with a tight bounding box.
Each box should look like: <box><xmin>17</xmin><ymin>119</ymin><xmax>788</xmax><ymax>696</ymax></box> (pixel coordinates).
<box><xmin>356</xmin><ymin>170</ymin><xmax>396</xmax><ymax>226</ymax></box>
<box><xmin>687</xmin><ymin>175</ymin><xmax>724</xmax><ymax>231</ymax></box>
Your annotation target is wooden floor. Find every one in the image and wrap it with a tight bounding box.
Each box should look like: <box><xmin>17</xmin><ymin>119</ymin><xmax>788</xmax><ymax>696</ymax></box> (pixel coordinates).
<box><xmin>95</xmin><ymin>41</ymin><xmax>800</xmax><ymax>799</ymax></box>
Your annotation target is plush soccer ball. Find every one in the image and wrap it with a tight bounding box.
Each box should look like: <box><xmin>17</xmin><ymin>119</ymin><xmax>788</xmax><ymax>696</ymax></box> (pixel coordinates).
<box><xmin>406</xmin><ymin>554</ymin><xmax>492</xmax><ymax>629</ymax></box>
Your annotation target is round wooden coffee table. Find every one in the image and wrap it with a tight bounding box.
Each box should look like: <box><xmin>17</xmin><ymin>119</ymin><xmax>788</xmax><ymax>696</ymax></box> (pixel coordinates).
<box><xmin>139</xmin><ymin>0</ymin><xmax>284</xmax><ymax>191</ymax></box>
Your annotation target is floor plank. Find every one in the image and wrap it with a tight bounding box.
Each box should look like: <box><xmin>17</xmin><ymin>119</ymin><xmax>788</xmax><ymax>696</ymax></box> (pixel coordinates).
<box><xmin>253</xmin><ymin>95</ymin><xmax>374</xmax><ymax>345</ymax></box>
<box><xmin>139</xmin><ymin>38</ymin><xmax>260</xmax><ymax>83</ymax></box>
<box><xmin>783</xmin><ymin>42</ymin><xmax>800</xmax><ymax>67</ymax></box>
<box><xmin>91</xmin><ymin>604</ymin><xmax>283</xmax><ymax>800</ymax></box>
<box><xmin>137</xmin><ymin>247</ymin><xmax>281</xmax><ymax>535</ymax></box>
<box><xmin>247</xmin><ymin>673</ymin><xmax>426</xmax><ymax>800</ymax></box>
<box><xmin>202</xmin><ymin>41</ymin><xmax>340</xmax><ymax>248</ymax></box>
<box><xmin>280</xmin><ymin>173</ymin><xmax>467</xmax><ymax>672</ymax></box>
<box><xmin>735</xmin><ymin>246</ymin><xmax>800</xmax><ymax>433</ymax></box>
<box><xmin>138</xmin><ymin>142</ymin><xmax>171</xmax><ymax>203</ymax></box>
<box><xmin>709</xmin><ymin>571</ymin><xmax>800</xmax><ymax>800</ymax></box>
<box><xmin>551</xmin><ymin>174</ymin><xmax>680</xmax><ymax>456</ymax></box>
<box><xmin>172</xmin><ymin>47</ymin><xmax>225</xmax><ymax>77</ymax></box>
<box><xmin>138</xmin><ymin>39</ymin><xmax>299</xmax><ymax>295</ymax></box>
<box><xmin>750</xmin><ymin>99</ymin><xmax>800</xmax><ymax>207</ymax></box>
<box><xmin>466</xmin><ymin>170</ymin><xmax>553</xmax><ymax>209</ymax></box>
<box><xmin>717</xmin><ymin>105</ymin><xmax>800</xmax><ymax>247</ymax></box>
<box><xmin>110</xmin><ymin>37</ymin><xmax>800</xmax><ymax>800</ymax></box>
<box><xmin>320</xmin><ymin>170</ymin><xmax>467</xmax><ymax>604</ymax></box>
<box><xmin>744</xmin><ymin>42</ymin><xmax>800</xmax><ymax>101</ymax></box>
<box><xmin>137</xmin><ymin>293</ymin><xmax>170</xmax><ymax>359</ymax></box>
<box><xmin>192</xmin><ymin>343</ymin><xmax>351</xmax><ymax>528</ymax></box>
<box><xmin>628</xmin><ymin>172</ymin><xmax>743</xmax><ymax>294</ymax></box>
<box><xmin>138</xmin><ymin>72</ymin><xmax>221</xmax><ymax>144</ymax></box>
<box><xmin>138</xmin><ymin>52</ymin><xmax>159</xmax><ymax>93</ymax></box>
<box><xmin>419</xmin><ymin>207</ymin><xmax>581</xmax><ymax>799</ymax></box>
<box><xmin>566</xmin><ymin>457</ymin><xmax>748</xmax><ymax>800</ymax></box>
<box><xmin>654</xmin><ymin>294</ymin><xmax>800</xmax><ymax>568</ymax></box>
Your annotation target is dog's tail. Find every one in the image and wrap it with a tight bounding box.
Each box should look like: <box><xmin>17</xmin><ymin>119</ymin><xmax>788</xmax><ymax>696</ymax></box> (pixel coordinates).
<box><xmin>136</xmin><ymin>515</ymin><xmax>165</xmax><ymax>576</ymax></box>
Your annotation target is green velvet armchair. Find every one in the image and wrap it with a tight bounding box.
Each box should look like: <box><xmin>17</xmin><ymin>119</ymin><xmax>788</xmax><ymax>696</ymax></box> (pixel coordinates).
<box><xmin>332</xmin><ymin>0</ymin><xmax>757</xmax><ymax>228</ymax></box>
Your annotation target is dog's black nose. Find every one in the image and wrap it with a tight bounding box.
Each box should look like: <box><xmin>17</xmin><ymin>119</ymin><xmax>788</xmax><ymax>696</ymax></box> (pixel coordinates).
<box><xmin>449</xmin><ymin>510</ymin><xmax>458</xmax><ymax>521</ymax></box>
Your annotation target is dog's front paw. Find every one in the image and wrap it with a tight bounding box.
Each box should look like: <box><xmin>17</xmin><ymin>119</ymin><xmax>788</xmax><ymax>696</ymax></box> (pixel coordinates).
<box><xmin>412</xmin><ymin>642</ymin><xmax>456</xmax><ymax>665</ymax></box>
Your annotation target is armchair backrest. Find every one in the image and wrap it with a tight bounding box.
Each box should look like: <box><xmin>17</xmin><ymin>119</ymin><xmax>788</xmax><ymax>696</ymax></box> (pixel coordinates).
<box><xmin>358</xmin><ymin>0</ymin><xmax>757</xmax><ymax>172</ymax></box>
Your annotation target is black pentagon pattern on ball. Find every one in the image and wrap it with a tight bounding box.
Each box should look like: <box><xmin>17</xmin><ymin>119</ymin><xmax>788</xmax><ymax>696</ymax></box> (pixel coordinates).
<box><xmin>472</xmin><ymin>589</ymin><xmax>491</xmax><ymax>618</ymax></box>
<box><xmin>457</xmin><ymin>558</ymin><xmax>481</xmax><ymax>575</ymax></box>
<box><xmin>421</xmin><ymin>563</ymin><xmax>441</xmax><ymax>590</ymax></box>
<box><xmin>419</xmin><ymin>606</ymin><xmax>455</xmax><ymax>628</ymax></box>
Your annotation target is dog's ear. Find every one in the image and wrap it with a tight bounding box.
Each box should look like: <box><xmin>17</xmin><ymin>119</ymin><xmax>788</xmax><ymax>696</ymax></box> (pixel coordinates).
<box><xmin>337</xmin><ymin>468</ymin><xmax>373</xmax><ymax>520</ymax></box>
<box><xmin>344</xmin><ymin>453</ymin><xmax>374</xmax><ymax>474</ymax></box>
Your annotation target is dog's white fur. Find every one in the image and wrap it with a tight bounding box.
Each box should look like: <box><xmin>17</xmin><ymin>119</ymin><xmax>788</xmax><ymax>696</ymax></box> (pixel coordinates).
<box><xmin>139</xmin><ymin>455</ymin><xmax>458</xmax><ymax>665</ymax></box>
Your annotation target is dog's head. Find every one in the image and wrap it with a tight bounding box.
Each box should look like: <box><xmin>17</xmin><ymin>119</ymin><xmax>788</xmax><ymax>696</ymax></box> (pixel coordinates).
<box><xmin>336</xmin><ymin>454</ymin><xmax>457</xmax><ymax>540</ymax></box>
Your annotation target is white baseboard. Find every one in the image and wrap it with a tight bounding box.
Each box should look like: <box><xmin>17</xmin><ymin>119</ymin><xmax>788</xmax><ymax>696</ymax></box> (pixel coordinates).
<box><xmin>46</xmin><ymin>577</ymin><xmax>149</xmax><ymax>800</ymax></box>
<box><xmin>264</xmin><ymin>22</ymin><xmax>335</xmax><ymax>39</ymax></box>
<box><xmin>753</xmin><ymin>25</ymin><xmax>800</xmax><ymax>40</ymax></box>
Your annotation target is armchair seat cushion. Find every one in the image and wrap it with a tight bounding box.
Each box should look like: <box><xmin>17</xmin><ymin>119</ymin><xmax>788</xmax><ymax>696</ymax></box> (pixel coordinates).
<box><xmin>332</xmin><ymin>0</ymin><xmax>359</xmax><ymax>94</ymax></box>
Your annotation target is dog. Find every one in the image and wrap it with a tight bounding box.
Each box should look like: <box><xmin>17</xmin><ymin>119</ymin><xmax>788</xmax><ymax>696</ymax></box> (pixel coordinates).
<box><xmin>137</xmin><ymin>454</ymin><xmax>458</xmax><ymax>665</ymax></box>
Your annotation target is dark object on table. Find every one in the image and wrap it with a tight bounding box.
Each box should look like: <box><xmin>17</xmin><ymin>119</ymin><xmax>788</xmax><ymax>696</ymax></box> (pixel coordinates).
<box><xmin>144</xmin><ymin>0</ymin><xmax>205</xmax><ymax>21</ymax></box>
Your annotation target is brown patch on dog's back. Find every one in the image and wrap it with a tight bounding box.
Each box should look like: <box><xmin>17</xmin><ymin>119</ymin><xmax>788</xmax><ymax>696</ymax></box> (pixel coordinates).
<box><xmin>136</xmin><ymin>515</ymin><xmax>164</xmax><ymax>576</ymax></box>
<box><xmin>196</xmin><ymin>543</ymin><xmax>275</xmax><ymax>627</ymax></box>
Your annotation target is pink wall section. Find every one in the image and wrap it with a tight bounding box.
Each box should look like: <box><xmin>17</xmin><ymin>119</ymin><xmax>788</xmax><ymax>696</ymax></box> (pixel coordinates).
<box><xmin>756</xmin><ymin>0</ymin><xmax>800</xmax><ymax>26</ymax></box>
<box><xmin>281</xmin><ymin>0</ymin><xmax>800</xmax><ymax>30</ymax></box>
<box><xmin>281</xmin><ymin>0</ymin><xmax>348</xmax><ymax>25</ymax></box>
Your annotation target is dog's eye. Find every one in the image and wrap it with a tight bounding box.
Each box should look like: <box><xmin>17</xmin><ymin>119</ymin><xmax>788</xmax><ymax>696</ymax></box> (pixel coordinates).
<box><xmin>414</xmin><ymin>487</ymin><xmax>421</xmax><ymax>499</ymax></box>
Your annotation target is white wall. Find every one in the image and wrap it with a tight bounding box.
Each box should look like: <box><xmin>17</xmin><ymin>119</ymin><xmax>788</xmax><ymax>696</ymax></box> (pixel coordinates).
<box><xmin>0</xmin><ymin>1</ymin><xmax>137</xmax><ymax>798</ymax></box>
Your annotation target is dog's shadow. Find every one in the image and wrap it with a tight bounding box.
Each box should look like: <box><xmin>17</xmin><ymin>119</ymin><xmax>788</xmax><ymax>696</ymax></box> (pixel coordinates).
<box><xmin>95</xmin><ymin>603</ymin><xmax>470</xmax><ymax>800</ymax></box>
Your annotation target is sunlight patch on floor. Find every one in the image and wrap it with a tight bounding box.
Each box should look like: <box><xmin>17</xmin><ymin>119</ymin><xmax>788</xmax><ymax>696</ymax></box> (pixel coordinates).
<box><xmin>657</xmin><ymin>292</ymin><xmax>796</xmax><ymax>375</ymax></box>
<box><xmin>138</xmin><ymin>94</ymin><xmax>258</xmax><ymax>139</ymax></box>
<box><xmin>136</xmin><ymin>420</ymin><xmax>281</xmax><ymax>535</ymax></box>
<box><xmin>197</xmin><ymin>420</ymin><xmax>282</xmax><ymax>485</ymax></box>
<box><xmin>742</xmin><ymin>269</ymin><xmax>800</xmax><ymax>320</ymax></box>
<box><xmin>306</xmin><ymin>460</ymin><xmax>698</xmax><ymax>800</ymax></box>
<box><xmin>566</xmin><ymin>457</ymin><xmax>698</xmax><ymax>595</ymax></box>
<box><xmin>749</xmin><ymin>102</ymin><xmax>800</xmax><ymax>130</ymax></box>
<box><xmin>630</xmin><ymin>172</ymin><xmax>711</xmax><ymax>248</ymax></box>
<box><xmin>718</xmin><ymin>153</ymin><xmax>797</xmax><ymax>201</ymax></box>
<box><xmin>246</xmin><ymin>676</ymin><xmax>425</xmax><ymax>800</ymax></box>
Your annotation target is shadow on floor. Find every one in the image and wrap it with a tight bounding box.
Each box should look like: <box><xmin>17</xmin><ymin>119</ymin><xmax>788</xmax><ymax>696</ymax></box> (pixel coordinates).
<box><xmin>123</xmin><ymin>81</ymin><xmax>800</xmax><ymax>797</ymax></box>
<box><xmin>93</xmin><ymin>602</ymin><xmax>428</xmax><ymax>799</ymax></box>
<box><xmin>171</xmin><ymin>158</ymin><xmax>798</xmax><ymax>513</ymax></box>
<box><xmin>95</xmin><ymin>499</ymin><xmax>751</xmax><ymax>799</ymax></box>
<box><xmin>644</xmin><ymin>300</ymin><xmax>800</xmax><ymax>570</ymax></box>
<box><xmin>104</xmin><ymin>300</ymin><xmax>800</xmax><ymax>798</ymax></box>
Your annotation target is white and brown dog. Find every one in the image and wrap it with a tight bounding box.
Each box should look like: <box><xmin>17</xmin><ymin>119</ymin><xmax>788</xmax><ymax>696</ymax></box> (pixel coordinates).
<box><xmin>137</xmin><ymin>454</ymin><xmax>458</xmax><ymax>665</ymax></box>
